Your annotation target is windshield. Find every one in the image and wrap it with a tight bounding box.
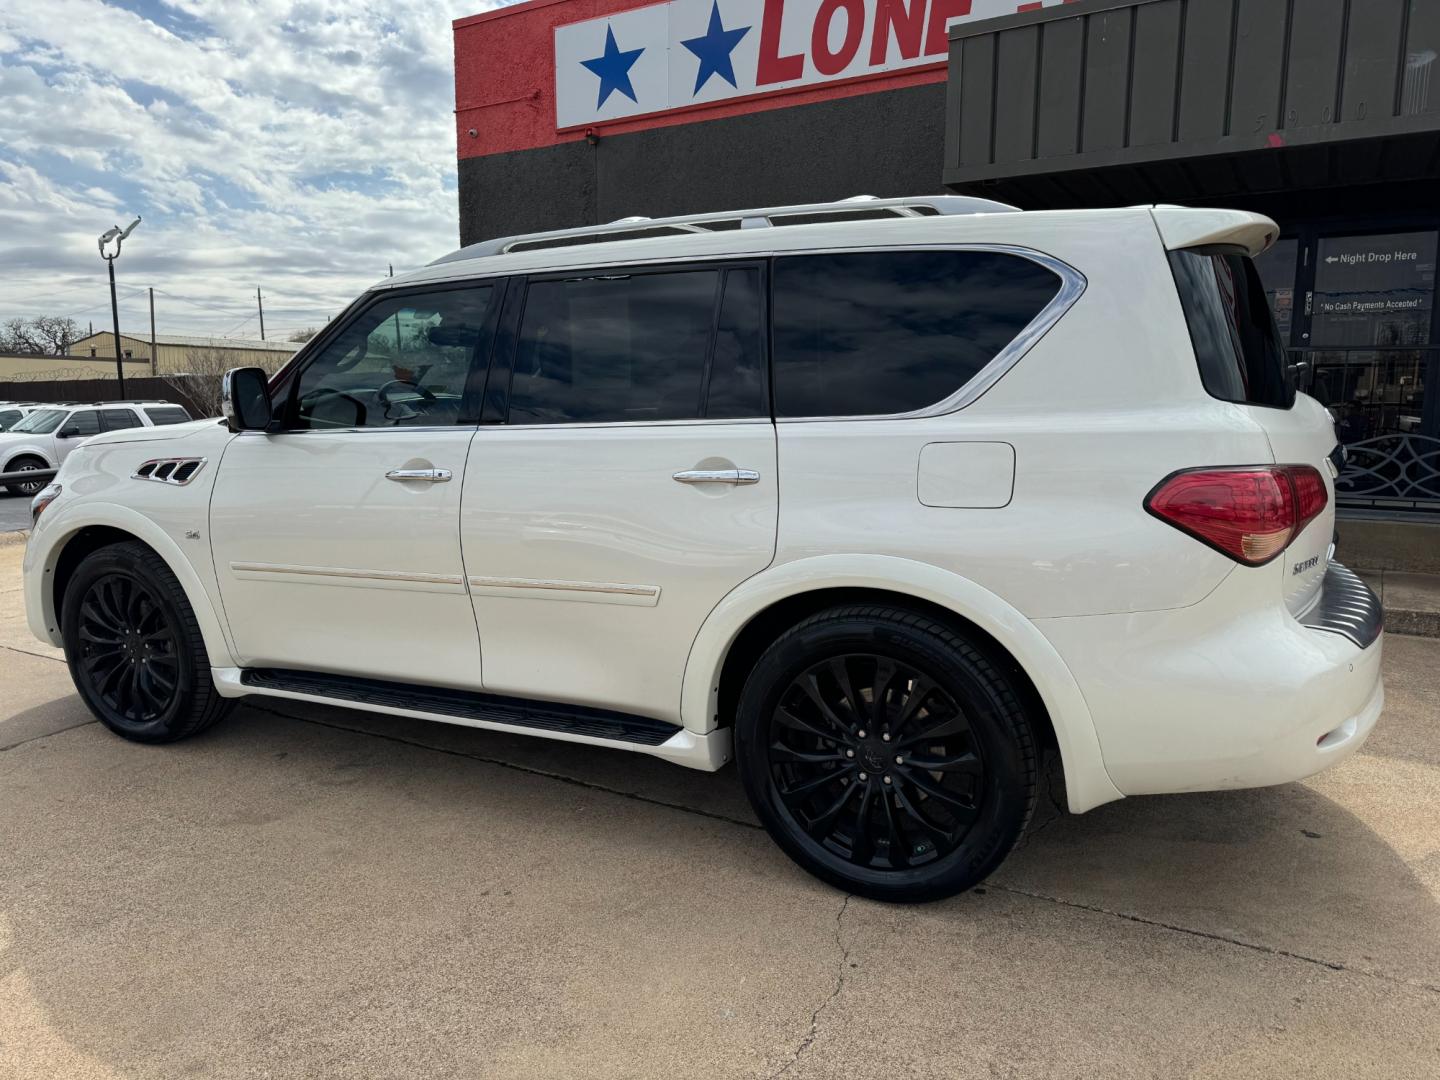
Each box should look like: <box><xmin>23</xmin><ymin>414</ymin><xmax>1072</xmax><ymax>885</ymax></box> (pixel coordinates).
<box><xmin>10</xmin><ymin>408</ymin><xmax>66</xmax><ymax>434</ymax></box>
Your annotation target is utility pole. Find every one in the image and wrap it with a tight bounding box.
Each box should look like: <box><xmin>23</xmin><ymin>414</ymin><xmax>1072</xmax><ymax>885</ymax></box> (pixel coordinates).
<box><xmin>256</xmin><ymin>287</ymin><xmax>266</xmax><ymax>340</ymax></box>
<box><xmin>149</xmin><ymin>287</ymin><xmax>157</xmax><ymax>376</ymax></box>
<box><xmin>388</xmin><ymin>263</ymin><xmax>393</xmax><ymax>277</ymax></box>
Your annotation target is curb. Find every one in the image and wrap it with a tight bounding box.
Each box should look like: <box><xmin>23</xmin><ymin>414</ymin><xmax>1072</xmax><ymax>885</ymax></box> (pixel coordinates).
<box><xmin>0</xmin><ymin>530</ymin><xmax>28</xmax><ymax>548</ymax></box>
<box><xmin>1386</xmin><ymin>609</ymin><xmax>1440</xmax><ymax>640</ymax></box>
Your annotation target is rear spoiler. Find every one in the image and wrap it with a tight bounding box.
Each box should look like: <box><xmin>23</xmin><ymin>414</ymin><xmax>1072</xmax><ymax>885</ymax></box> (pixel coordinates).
<box><xmin>1149</xmin><ymin>207</ymin><xmax>1279</xmax><ymax>258</ymax></box>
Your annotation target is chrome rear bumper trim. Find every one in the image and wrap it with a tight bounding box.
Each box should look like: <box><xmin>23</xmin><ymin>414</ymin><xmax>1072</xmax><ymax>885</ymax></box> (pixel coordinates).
<box><xmin>1300</xmin><ymin>562</ymin><xmax>1383</xmax><ymax>649</ymax></box>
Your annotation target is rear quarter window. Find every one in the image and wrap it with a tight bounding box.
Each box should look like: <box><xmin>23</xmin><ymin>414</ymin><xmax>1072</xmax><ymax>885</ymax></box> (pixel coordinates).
<box><xmin>1168</xmin><ymin>249</ymin><xmax>1296</xmax><ymax>409</ymax></box>
<box><xmin>770</xmin><ymin>250</ymin><xmax>1064</xmax><ymax>418</ymax></box>
<box><xmin>144</xmin><ymin>406</ymin><xmax>193</xmax><ymax>425</ymax></box>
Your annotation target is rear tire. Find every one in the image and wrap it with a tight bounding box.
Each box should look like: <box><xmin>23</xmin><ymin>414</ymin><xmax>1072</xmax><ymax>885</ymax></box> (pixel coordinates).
<box><xmin>735</xmin><ymin>605</ymin><xmax>1037</xmax><ymax>903</ymax></box>
<box><xmin>61</xmin><ymin>541</ymin><xmax>233</xmax><ymax>743</ymax></box>
<box><xmin>4</xmin><ymin>455</ymin><xmax>48</xmax><ymax>497</ymax></box>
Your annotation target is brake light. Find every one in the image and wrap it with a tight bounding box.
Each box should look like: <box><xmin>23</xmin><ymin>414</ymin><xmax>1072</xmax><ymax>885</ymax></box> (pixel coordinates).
<box><xmin>1145</xmin><ymin>466</ymin><xmax>1328</xmax><ymax>566</ymax></box>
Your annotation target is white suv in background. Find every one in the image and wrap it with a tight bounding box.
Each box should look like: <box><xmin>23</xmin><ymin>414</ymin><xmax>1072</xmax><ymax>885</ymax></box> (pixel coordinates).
<box><xmin>22</xmin><ymin>197</ymin><xmax>1383</xmax><ymax>901</ymax></box>
<box><xmin>1</xmin><ymin>400</ymin><xmax>192</xmax><ymax>495</ymax></box>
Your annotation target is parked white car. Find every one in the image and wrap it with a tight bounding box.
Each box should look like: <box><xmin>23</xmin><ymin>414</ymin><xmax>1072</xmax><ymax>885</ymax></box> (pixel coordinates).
<box><xmin>2</xmin><ymin>400</ymin><xmax>192</xmax><ymax>495</ymax></box>
<box><xmin>0</xmin><ymin>402</ymin><xmax>48</xmax><ymax>432</ymax></box>
<box><xmin>22</xmin><ymin>197</ymin><xmax>1383</xmax><ymax>901</ymax></box>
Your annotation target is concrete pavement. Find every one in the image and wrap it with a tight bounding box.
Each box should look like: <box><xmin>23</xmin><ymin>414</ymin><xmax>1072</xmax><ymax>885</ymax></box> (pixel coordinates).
<box><xmin>1</xmin><ymin>540</ymin><xmax>1438</xmax><ymax>1078</ymax></box>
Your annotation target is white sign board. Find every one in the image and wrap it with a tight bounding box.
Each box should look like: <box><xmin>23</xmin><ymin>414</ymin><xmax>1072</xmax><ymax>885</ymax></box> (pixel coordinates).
<box><xmin>555</xmin><ymin>0</ymin><xmax>1073</xmax><ymax>129</ymax></box>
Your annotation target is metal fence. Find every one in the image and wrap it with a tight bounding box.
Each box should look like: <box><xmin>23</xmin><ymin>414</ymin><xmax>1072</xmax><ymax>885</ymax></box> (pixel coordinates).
<box><xmin>0</xmin><ymin>376</ymin><xmax>208</xmax><ymax>419</ymax></box>
<box><xmin>1290</xmin><ymin>346</ymin><xmax>1438</xmax><ymax>513</ymax></box>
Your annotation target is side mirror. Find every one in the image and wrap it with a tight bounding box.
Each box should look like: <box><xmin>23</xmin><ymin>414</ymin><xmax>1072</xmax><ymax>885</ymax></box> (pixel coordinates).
<box><xmin>222</xmin><ymin>367</ymin><xmax>274</xmax><ymax>432</ymax></box>
<box><xmin>57</xmin><ymin>425</ymin><xmax>80</xmax><ymax>439</ymax></box>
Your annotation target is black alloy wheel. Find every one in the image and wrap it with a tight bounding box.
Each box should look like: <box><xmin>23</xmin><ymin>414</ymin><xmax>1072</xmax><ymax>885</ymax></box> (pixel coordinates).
<box><xmin>62</xmin><ymin>541</ymin><xmax>233</xmax><ymax>742</ymax></box>
<box><xmin>737</xmin><ymin>606</ymin><xmax>1037</xmax><ymax>902</ymax></box>
<box><xmin>75</xmin><ymin>573</ymin><xmax>182</xmax><ymax>726</ymax></box>
<box><xmin>768</xmin><ymin>654</ymin><xmax>982</xmax><ymax>872</ymax></box>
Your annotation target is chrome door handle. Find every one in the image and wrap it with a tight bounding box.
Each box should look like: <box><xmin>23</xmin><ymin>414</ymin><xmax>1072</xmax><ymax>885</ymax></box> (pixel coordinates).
<box><xmin>672</xmin><ymin>468</ymin><xmax>760</xmax><ymax>486</ymax></box>
<box><xmin>385</xmin><ymin>468</ymin><xmax>452</xmax><ymax>483</ymax></box>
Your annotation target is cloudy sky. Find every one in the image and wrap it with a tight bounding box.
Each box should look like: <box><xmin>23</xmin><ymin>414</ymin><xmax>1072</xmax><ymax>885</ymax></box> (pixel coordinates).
<box><xmin>0</xmin><ymin>0</ymin><xmax>504</xmax><ymax>342</ymax></box>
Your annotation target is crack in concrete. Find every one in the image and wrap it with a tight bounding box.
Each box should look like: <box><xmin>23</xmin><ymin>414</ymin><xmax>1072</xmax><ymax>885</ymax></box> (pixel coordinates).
<box><xmin>990</xmin><ymin>882</ymin><xmax>1440</xmax><ymax>996</ymax></box>
<box><xmin>0</xmin><ymin>718</ymin><xmax>97</xmax><ymax>752</ymax></box>
<box><xmin>0</xmin><ymin>642</ymin><xmax>65</xmax><ymax>664</ymax></box>
<box><xmin>770</xmin><ymin>894</ymin><xmax>851</xmax><ymax>1079</ymax></box>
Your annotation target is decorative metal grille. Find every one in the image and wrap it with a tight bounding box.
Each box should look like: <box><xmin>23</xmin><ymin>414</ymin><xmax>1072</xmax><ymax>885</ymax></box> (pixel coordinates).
<box><xmin>1335</xmin><ymin>434</ymin><xmax>1440</xmax><ymax>510</ymax></box>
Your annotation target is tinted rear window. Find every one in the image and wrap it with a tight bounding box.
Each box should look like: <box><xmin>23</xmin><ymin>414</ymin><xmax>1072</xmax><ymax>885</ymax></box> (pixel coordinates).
<box><xmin>771</xmin><ymin>250</ymin><xmax>1063</xmax><ymax>418</ymax></box>
<box><xmin>1168</xmin><ymin>249</ymin><xmax>1296</xmax><ymax>409</ymax></box>
<box><xmin>510</xmin><ymin>270</ymin><xmax>720</xmax><ymax>424</ymax></box>
<box><xmin>145</xmin><ymin>406</ymin><xmax>192</xmax><ymax>425</ymax></box>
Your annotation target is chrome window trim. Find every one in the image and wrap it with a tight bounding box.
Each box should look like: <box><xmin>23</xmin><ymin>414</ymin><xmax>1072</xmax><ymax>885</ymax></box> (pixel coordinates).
<box><xmin>370</xmin><ymin>243</ymin><xmax>1085</xmax><ymax>431</ymax></box>
<box><xmin>770</xmin><ymin>244</ymin><xmax>1087</xmax><ymax>423</ymax></box>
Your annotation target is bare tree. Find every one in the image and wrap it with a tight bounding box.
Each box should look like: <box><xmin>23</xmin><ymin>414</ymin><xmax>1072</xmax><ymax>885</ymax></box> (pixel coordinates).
<box><xmin>161</xmin><ymin>346</ymin><xmax>230</xmax><ymax>418</ymax></box>
<box><xmin>165</xmin><ymin>345</ymin><xmax>289</xmax><ymax>419</ymax></box>
<box><xmin>287</xmin><ymin>327</ymin><xmax>319</xmax><ymax>343</ymax></box>
<box><xmin>0</xmin><ymin>315</ymin><xmax>81</xmax><ymax>355</ymax></box>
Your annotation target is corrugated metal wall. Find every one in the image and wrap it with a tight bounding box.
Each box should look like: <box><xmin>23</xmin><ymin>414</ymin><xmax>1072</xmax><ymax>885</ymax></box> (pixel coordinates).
<box><xmin>945</xmin><ymin>0</ymin><xmax>1440</xmax><ymax>187</ymax></box>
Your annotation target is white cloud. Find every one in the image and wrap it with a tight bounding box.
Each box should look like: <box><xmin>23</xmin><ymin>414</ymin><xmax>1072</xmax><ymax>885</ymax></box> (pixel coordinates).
<box><xmin>0</xmin><ymin>0</ymin><xmax>505</xmax><ymax>339</ymax></box>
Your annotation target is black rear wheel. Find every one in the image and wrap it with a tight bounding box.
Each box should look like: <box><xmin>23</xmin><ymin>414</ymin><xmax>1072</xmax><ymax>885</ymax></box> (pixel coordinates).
<box><xmin>736</xmin><ymin>606</ymin><xmax>1038</xmax><ymax>902</ymax></box>
<box><xmin>62</xmin><ymin>541</ymin><xmax>233</xmax><ymax>742</ymax></box>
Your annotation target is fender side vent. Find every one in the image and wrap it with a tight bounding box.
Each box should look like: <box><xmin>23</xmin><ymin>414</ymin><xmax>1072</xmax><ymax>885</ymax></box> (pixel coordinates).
<box><xmin>133</xmin><ymin>457</ymin><xmax>207</xmax><ymax>486</ymax></box>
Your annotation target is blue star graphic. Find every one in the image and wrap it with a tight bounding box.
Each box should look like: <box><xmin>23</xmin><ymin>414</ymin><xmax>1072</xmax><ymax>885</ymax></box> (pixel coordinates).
<box><xmin>680</xmin><ymin>1</ymin><xmax>750</xmax><ymax>95</ymax></box>
<box><xmin>580</xmin><ymin>26</ymin><xmax>644</xmax><ymax>109</ymax></box>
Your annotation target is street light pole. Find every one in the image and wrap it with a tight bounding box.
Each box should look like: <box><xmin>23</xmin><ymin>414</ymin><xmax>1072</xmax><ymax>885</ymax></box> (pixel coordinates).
<box><xmin>97</xmin><ymin>216</ymin><xmax>141</xmax><ymax>397</ymax></box>
<box><xmin>106</xmin><ymin>258</ymin><xmax>124</xmax><ymax>395</ymax></box>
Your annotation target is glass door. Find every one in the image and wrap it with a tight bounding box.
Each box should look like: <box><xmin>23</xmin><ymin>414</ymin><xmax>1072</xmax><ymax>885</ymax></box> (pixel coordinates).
<box><xmin>1274</xmin><ymin>228</ymin><xmax>1440</xmax><ymax>511</ymax></box>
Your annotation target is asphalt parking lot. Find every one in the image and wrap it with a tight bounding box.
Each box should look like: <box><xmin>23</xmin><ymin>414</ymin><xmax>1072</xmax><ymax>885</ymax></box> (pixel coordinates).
<box><xmin>0</xmin><ymin>496</ymin><xmax>32</xmax><ymax>535</ymax></box>
<box><xmin>2</xmin><ymin>534</ymin><xmax>1438</xmax><ymax>1078</ymax></box>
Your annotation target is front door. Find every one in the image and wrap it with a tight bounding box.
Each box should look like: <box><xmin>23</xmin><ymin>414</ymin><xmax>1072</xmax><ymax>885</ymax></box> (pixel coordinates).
<box><xmin>210</xmin><ymin>280</ymin><xmax>500</xmax><ymax>689</ymax></box>
<box><xmin>462</xmin><ymin>264</ymin><xmax>777</xmax><ymax>722</ymax></box>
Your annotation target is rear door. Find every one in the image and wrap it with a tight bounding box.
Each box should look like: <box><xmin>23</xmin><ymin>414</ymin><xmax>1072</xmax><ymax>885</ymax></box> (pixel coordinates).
<box><xmin>1168</xmin><ymin>247</ymin><xmax>1337</xmax><ymax>613</ymax></box>
<box><xmin>460</xmin><ymin>264</ymin><xmax>776</xmax><ymax>722</ymax></box>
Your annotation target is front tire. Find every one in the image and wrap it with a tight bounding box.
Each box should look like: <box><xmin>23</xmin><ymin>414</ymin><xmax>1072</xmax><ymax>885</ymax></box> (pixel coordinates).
<box><xmin>4</xmin><ymin>455</ymin><xmax>48</xmax><ymax>496</ymax></box>
<box><xmin>61</xmin><ymin>541</ymin><xmax>233</xmax><ymax>743</ymax></box>
<box><xmin>736</xmin><ymin>605</ymin><xmax>1038</xmax><ymax>903</ymax></box>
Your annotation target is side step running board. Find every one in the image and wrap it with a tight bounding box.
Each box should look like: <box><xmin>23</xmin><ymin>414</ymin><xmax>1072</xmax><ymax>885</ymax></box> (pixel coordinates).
<box><xmin>240</xmin><ymin>668</ymin><xmax>682</xmax><ymax>746</ymax></box>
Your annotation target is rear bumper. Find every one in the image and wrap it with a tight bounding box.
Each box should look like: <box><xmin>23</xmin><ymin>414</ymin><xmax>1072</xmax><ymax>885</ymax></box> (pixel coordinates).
<box><xmin>1034</xmin><ymin>561</ymin><xmax>1384</xmax><ymax>796</ymax></box>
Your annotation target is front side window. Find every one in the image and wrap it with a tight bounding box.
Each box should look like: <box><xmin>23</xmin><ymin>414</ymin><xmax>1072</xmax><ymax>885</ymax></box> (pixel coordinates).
<box><xmin>288</xmin><ymin>284</ymin><xmax>495</xmax><ymax>429</ymax></box>
<box><xmin>509</xmin><ymin>269</ymin><xmax>724</xmax><ymax>424</ymax></box>
<box><xmin>63</xmin><ymin>410</ymin><xmax>101</xmax><ymax>437</ymax></box>
<box><xmin>771</xmin><ymin>250</ymin><xmax>1064</xmax><ymax>417</ymax></box>
<box><xmin>11</xmin><ymin>408</ymin><xmax>65</xmax><ymax>435</ymax></box>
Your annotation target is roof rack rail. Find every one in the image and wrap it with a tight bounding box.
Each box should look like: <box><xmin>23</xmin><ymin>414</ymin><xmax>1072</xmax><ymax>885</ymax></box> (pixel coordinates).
<box><xmin>92</xmin><ymin>399</ymin><xmax>169</xmax><ymax>406</ymax></box>
<box><xmin>430</xmin><ymin>194</ymin><xmax>1020</xmax><ymax>265</ymax></box>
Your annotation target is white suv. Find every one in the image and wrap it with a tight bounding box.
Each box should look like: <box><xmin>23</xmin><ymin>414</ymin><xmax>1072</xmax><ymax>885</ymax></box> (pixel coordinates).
<box><xmin>22</xmin><ymin>198</ymin><xmax>1383</xmax><ymax>901</ymax></box>
<box><xmin>2</xmin><ymin>400</ymin><xmax>192</xmax><ymax>496</ymax></box>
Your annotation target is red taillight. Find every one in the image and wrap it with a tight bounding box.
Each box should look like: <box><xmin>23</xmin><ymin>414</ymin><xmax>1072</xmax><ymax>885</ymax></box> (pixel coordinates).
<box><xmin>1145</xmin><ymin>465</ymin><xmax>1328</xmax><ymax>566</ymax></box>
<box><xmin>1288</xmin><ymin>465</ymin><xmax>1328</xmax><ymax>536</ymax></box>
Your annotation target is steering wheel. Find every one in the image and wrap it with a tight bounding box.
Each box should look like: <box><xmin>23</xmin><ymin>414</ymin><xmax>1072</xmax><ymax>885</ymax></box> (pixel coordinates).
<box><xmin>299</xmin><ymin>386</ymin><xmax>368</xmax><ymax>427</ymax></box>
<box><xmin>376</xmin><ymin>378</ymin><xmax>438</xmax><ymax>407</ymax></box>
